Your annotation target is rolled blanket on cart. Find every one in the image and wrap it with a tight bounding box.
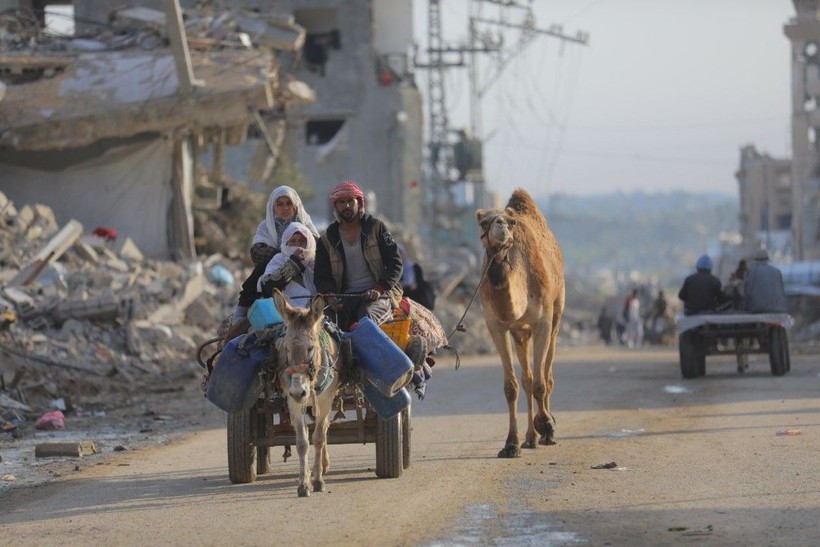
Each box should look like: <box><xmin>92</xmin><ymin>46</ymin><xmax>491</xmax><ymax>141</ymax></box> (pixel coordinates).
<box><xmin>406</xmin><ymin>298</ymin><xmax>449</xmax><ymax>351</ymax></box>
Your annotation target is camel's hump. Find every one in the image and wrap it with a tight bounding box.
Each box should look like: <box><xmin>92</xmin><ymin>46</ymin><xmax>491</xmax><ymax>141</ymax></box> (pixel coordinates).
<box><xmin>506</xmin><ymin>188</ymin><xmax>544</xmax><ymax>220</ymax></box>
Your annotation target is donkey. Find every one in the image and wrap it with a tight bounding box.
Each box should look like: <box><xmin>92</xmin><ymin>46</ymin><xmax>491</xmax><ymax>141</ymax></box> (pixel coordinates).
<box><xmin>272</xmin><ymin>289</ymin><xmax>342</xmax><ymax>497</ymax></box>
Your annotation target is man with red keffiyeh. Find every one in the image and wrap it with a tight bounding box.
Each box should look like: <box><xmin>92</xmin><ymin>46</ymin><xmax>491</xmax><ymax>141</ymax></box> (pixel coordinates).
<box><xmin>314</xmin><ymin>181</ymin><xmax>404</xmax><ymax>331</ymax></box>
<box><xmin>316</xmin><ymin>181</ymin><xmax>454</xmax><ymax>400</ymax></box>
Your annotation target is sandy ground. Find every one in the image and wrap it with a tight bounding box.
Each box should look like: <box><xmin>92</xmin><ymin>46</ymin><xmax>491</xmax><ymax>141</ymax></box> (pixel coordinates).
<box><xmin>1</xmin><ymin>344</ymin><xmax>819</xmax><ymax>546</ymax></box>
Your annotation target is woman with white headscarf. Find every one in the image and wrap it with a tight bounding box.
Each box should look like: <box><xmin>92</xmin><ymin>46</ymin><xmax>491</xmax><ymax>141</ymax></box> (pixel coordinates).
<box><xmin>232</xmin><ymin>186</ymin><xmax>319</xmax><ymax>323</ymax></box>
<box><xmin>258</xmin><ymin>222</ymin><xmax>317</xmax><ymax>308</ymax></box>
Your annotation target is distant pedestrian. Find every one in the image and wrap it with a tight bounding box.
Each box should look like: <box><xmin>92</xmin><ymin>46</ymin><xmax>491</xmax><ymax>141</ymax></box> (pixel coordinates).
<box><xmin>597</xmin><ymin>306</ymin><xmax>613</xmax><ymax>345</ymax></box>
<box><xmin>624</xmin><ymin>289</ymin><xmax>643</xmax><ymax>348</ymax></box>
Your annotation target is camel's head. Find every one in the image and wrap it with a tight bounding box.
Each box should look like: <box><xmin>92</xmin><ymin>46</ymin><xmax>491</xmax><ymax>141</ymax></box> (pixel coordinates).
<box><xmin>273</xmin><ymin>290</ymin><xmax>326</xmax><ymax>403</ymax></box>
<box><xmin>477</xmin><ymin>208</ymin><xmax>517</xmax><ymax>255</ymax></box>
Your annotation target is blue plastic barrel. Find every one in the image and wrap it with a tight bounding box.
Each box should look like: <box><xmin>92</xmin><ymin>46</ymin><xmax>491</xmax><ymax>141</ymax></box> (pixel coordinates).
<box><xmin>206</xmin><ymin>332</ymin><xmax>269</xmax><ymax>413</ymax></box>
<box><xmin>248</xmin><ymin>298</ymin><xmax>283</xmax><ymax>330</ymax></box>
<box><xmin>361</xmin><ymin>380</ymin><xmax>411</xmax><ymax>420</ymax></box>
<box><xmin>346</xmin><ymin>317</ymin><xmax>413</xmax><ymax>397</ymax></box>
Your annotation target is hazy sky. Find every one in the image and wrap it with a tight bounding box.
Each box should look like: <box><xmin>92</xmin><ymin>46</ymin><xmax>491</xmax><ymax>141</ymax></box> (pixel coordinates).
<box><xmin>414</xmin><ymin>1</ymin><xmax>795</xmax><ymax>199</ymax></box>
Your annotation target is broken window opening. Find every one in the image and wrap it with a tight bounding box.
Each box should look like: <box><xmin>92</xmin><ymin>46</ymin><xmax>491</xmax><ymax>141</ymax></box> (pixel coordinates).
<box><xmin>306</xmin><ymin>120</ymin><xmax>345</xmax><ymax>146</ymax></box>
<box><xmin>294</xmin><ymin>8</ymin><xmax>340</xmax><ymax>76</ymax></box>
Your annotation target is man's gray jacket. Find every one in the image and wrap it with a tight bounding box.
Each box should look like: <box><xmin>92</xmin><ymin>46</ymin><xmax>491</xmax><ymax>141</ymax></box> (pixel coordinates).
<box><xmin>743</xmin><ymin>263</ymin><xmax>787</xmax><ymax>313</ymax></box>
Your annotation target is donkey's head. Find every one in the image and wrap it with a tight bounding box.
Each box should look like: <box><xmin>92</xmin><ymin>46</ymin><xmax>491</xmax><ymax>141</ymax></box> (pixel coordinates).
<box><xmin>273</xmin><ymin>290</ymin><xmax>327</xmax><ymax>404</ymax></box>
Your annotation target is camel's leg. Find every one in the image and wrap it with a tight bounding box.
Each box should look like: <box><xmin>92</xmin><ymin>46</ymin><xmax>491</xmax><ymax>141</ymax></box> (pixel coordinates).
<box><xmin>487</xmin><ymin>323</ymin><xmax>520</xmax><ymax>458</ymax></box>
<box><xmin>532</xmin><ymin>314</ymin><xmax>558</xmax><ymax>446</ymax></box>
<box><xmin>511</xmin><ymin>327</ymin><xmax>536</xmax><ymax>449</ymax></box>
<box><xmin>289</xmin><ymin>401</ymin><xmax>311</xmax><ymax>497</ymax></box>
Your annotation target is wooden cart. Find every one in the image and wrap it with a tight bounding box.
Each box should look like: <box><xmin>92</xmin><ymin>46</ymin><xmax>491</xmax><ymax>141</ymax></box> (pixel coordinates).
<box><xmin>226</xmin><ymin>379</ymin><xmax>411</xmax><ymax>483</ymax></box>
<box><xmin>675</xmin><ymin>312</ymin><xmax>793</xmax><ymax>378</ymax></box>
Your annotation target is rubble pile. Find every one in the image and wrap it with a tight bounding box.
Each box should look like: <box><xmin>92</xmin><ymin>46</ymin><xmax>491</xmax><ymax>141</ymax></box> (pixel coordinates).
<box><xmin>0</xmin><ymin>191</ymin><xmax>243</xmax><ymax>428</ymax></box>
<box><xmin>0</xmin><ymin>4</ymin><xmax>302</xmax><ymax>58</ymax></box>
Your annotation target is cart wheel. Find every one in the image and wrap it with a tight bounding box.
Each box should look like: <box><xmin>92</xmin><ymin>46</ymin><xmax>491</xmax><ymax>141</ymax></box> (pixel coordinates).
<box><xmin>227</xmin><ymin>407</ymin><xmax>258</xmax><ymax>484</ymax></box>
<box><xmin>256</xmin><ymin>411</ymin><xmax>271</xmax><ymax>475</ymax></box>
<box><xmin>679</xmin><ymin>332</ymin><xmax>702</xmax><ymax>379</ymax></box>
<box><xmin>768</xmin><ymin>326</ymin><xmax>789</xmax><ymax>377</ymax></box>
<box><xmin>401</xmin><ymin>406</ymin><xmax>411</xmax><ymax>469</ymax></box>
<box><xmin>375</xmin><ymin>412</ymin><xmax>403</xmax><ymax>478</ymax></box>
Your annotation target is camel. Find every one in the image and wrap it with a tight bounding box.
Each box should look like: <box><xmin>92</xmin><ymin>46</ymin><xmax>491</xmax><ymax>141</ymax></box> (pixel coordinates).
<box><xmin>476</xmin><ymin>188</ymin><xmax>565</xmax><ymax>458</ymax></box>
<box><xmin>272</xmin><ymin>289</ymin><xmax>342</xmax><ymax>497</ymax></box>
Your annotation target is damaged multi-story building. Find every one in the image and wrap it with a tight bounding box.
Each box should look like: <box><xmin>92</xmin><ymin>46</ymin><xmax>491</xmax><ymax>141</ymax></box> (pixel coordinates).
<box><xmin>254</xmin><ymin>0</ymin><xmax>425</xmax><ymax>229</ymax></box>
<box><xmin>2</xmin><ymin>0</ymin><xmax>425</xmax><ymax>241</ymax></box>
<box><xmin>0</xmin><ymin>1</ymin><xmax>310</xmax><ymax>259</ymax></box>
<box><xmin>732</xmin><ymin>0</ymin><xmax>820</xmax><ymax>263</ymax></box>
<box><xmin>734</xmin><ymin>145</ymin><xmax>793</xmax><ymax>259</ymax></box>
<box><xmin>784</xmin><ymin>0</ymin><xmax>820</xmax><ymax>261</ymax></box>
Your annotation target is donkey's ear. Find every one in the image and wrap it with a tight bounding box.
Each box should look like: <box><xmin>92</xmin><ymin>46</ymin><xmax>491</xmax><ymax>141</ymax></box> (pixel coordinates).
<box><xmin>272</xmin><ymin>289</ymin><xmax>292</xmax><ymax>319</ymax></box>
<box><xmin>309</xmin><ymin>294</ymin><xmax>325</xmax><ymax>321</ymax></box>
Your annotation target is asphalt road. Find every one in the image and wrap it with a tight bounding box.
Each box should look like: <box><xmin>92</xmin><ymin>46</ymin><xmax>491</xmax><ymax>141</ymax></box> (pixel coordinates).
<box><xmin>1</xmin><ymin>344</ymin><xmax>819</xmax><ymax>546</ymax></box>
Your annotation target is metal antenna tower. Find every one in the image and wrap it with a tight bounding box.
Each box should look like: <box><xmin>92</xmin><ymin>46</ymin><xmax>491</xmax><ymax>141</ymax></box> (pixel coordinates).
<box><xmin>415</xmin><ymin>0</ymin><xmax>588</xmax><ymax>252</ymax></box>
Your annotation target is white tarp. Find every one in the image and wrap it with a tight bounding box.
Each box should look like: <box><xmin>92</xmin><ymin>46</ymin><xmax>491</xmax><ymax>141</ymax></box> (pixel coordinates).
<box><xmin>676</xmin><ymin>312</ymin><xmax>794</xmax><ymax>333</ymax></box>
<box><xmin>0</xmin><ymin>139</ymin><xmax>174</xmax><ymax>258</ymax></box>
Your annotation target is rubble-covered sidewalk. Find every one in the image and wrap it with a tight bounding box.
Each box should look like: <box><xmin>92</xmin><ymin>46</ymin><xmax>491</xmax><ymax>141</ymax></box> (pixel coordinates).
<box><xmin>0</xmin><ymin>190</ymin><xmax>243</xmax><ymax>439</ymax></box>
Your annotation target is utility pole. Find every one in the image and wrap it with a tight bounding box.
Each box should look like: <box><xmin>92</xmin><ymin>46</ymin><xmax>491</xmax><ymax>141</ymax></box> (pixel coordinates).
<box><xmin>415</xmin><ymin>0</ymin><xmax>588</xmax><ymax>253</ymax></box>
<box><xmin>164</xmin><ymin>0</ymin><xmax>203</xmax><ymax>95</ymax></box>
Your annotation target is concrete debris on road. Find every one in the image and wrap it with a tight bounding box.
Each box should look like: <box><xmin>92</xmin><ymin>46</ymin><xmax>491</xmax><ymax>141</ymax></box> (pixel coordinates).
<box><xmin>35</xmin><ymin>441</ymin><xmax>100</xmax><ymax>458</ymax></box>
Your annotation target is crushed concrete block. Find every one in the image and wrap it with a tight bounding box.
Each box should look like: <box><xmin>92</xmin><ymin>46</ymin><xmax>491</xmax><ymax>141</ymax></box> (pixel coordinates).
<box><xmin>0</xmin><ymin>190</ymin><xmax>12</xmax><ymax>220</ymax></box>
<box><xmin>0</xmin><ymin>269</ymin><xmax>18</xmax><ymax>284</ymax></box>
<box><xmin>0</xmin><ymin>393</ymin><xmax>31</xmax><ymax>412</ymax></box>
<box><xmin>15</xmin><ymin>204</ymin><xmax>34</xmax><ymax>232</ymax></box>
<box><xmin>156</xmin><ymin>262</ymin><xmax>186</xmax><ymax>279</ymax></box>
<box><xmin>184</xmin><ymin>296</ymin><xmax>215</xmax><ymax>329</ymax></box>
<box><xmin>233</xmin><ymin>12</ymin><xmax>305</xmax><ymax>51</ymax></box>
<box><xmin>1</xmin><ymin>287</ymin><xmax>36</xmax><ymax>316</ymax></box>
<box><xmin>99</xmin><ymin>248</ymin><xmax>129</xmax><ymax>272</ymax></box>
<box><xmin>35</xmin><ymin>441</ymin><xmax>100</xmax><ymax>458</ymax></box>
<box><xmin>32</xmin><ymin>204</ymin><xmax>56</xmax><ymax>230</ymax></box>
<box><xmin>166</xmin><ymin>332</ymin><xmax>196</xmax><ymax>353</ymax></box>
<box><xmin>145</xmin><ymin>279</ymin><xmax>167</xmax><ymax>297</ymax></box>
<box><xmin>174</xmin><ymin>274</ymin><xmax>205</xmax><ymax>312</ymax></box>
<box><xmin>72</xmin><ymin>240</ymin><xmax>99</xmax><ymax>263</ymax></box>
<box><xmin>52</xmin><ymin>292</ymin><xmax>125</xmax><ymax>325</ymax></box>
<box><xmin>79</xmin><ymin>234</ymin><xmax>110</xmax><ymax>251</ymax></box>
<box><xmin>11</xmin><ymin>219</ymin><xmax>83</xmax><ymax>286</ymax></box>
<box><xmin>114</xmin><ymin>7</ymin><xmax>167</xmax><ymax>33</ymax></box>
<box><xmin>133</xmin><ymin>320</ymin><xmax>173</xmax><ymax>343</ymax></box>
<box><xmin>60</xmin><ymin>317</ymin><xmax>88</xmax><ymax>338</ymax></box>
<box><xmin>124</xmin><ymin>323</ymin><xmax>143</xmax><ymax>356</ymax></box>
<box><xmin>147</xmin><ymin>304</ymin><xmax>183</xmax><ymax>325</ymax></box>
<box><xmin>113</xmin><ymin>237</ymin><xmax>144</xmax><ymax>263</ymax></box>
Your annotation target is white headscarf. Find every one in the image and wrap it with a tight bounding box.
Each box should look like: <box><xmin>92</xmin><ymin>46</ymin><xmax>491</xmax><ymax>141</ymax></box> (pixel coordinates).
<box><xmin>259</xmin><ymin>222</ymin><xmax>317</xmax><ymax>306</ymax></box>
<box><xmin>252</xmin><ymin>186</ymin><xmax>319</xmax><ymax>249</ymax></box>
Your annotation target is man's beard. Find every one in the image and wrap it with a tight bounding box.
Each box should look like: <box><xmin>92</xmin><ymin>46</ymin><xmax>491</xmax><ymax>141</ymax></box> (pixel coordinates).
<box><xmin>340</xmin><ymin>209</ymin><xmax>357</xmax><ymax>222</ymax></box>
